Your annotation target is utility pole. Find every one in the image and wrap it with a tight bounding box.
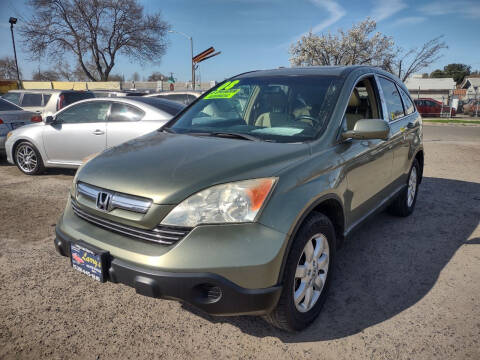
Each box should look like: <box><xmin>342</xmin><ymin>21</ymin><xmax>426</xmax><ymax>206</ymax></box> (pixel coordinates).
<box><xmin>169</xmin><ymin>30</ymin><xmax>194</xmax><ymax>90</ymax></box>
<box><xmin>9</xmin><ymin>17</ymin><xmax>21</xmax><ymax>84</ymax></box>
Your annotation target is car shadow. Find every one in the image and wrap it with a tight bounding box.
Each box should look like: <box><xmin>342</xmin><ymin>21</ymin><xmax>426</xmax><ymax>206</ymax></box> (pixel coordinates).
<box><xmin>0</xmin><ymin>154</ymin><xmax>76</xmax><ymax>176</ymax></box>
<box><xmin>181</xmin><ymin>177</ymin><xmax>480</xmax><ymax>342</ymax></box>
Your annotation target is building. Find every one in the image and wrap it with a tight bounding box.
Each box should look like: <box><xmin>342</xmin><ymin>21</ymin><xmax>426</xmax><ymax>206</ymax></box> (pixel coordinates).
<box><xmin>460</xmin><ymin>77</ymin><xmax>480</xmax><ymax>100</ymax></box>
<box><xmin>404</xmin><ymin>77</ymin><xmax>456</xmax><ymax>104</ymax></box>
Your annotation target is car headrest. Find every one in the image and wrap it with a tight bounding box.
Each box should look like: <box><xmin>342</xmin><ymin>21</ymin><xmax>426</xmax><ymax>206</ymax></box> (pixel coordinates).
<box><xmin>348</xmin><ymin>89</ymin><xmax>361</xmax><ymax>107</ymax></box>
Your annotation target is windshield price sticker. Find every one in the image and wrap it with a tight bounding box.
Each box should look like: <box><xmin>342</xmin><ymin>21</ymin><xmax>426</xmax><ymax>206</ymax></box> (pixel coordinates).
<box><xmin>204</xmin><ymin>80</ymin><xmax>240</xmax><ymax>99</ymax></box>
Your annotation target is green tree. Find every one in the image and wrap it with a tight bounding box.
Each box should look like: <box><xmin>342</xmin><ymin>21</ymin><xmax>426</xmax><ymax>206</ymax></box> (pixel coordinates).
<box><xmin>430</xmin><ymin>69</ymin><xmax>445</xmax><ymax>78</ymax></box>
<box><xmin>442</xmin><ymin>63</ymin><xmax>471</xmax><ymax>84</ymax></box>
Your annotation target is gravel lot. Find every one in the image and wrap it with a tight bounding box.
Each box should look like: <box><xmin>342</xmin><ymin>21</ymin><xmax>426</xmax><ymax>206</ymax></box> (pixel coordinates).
<box><xmin>0</xmin><ymin>124</ymin><xmax>479</xmax><ymax>360</ymax></box>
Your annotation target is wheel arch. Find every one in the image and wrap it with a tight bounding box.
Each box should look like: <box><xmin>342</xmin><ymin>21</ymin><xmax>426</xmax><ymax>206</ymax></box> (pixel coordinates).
<box><xmin>414</xmin><ymin>149</ymin><xmax>424</xmax><ymax>184</ymax></box>
<box><xmin>277</xmin><ymin>194</ymin><xmax>345</xmax><ymax>284</ymax></box>
<box><xmin>12</xmin><ymin>137</ymin><xmax>43</xmax><ymax>164</ymax></box>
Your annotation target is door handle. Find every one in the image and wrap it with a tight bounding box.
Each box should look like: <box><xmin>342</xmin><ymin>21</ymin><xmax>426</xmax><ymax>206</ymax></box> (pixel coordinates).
<box><xmin>92</xmin><ymin>129</ymin><xmax>105</xmax><ymax>135</ymax></box>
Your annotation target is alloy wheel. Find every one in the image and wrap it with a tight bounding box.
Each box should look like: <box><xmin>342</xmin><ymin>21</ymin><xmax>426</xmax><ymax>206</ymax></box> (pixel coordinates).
<box><xmin>16</xmin><ymin>144</ymin><xmax>38</xmax><ymax>173</ymax></box>
<box><xmin>407</xmin><ymin>166</ymin><xmax>417</xmax><ymax>207</ymax></box>
<box><xmin>293</xmin><ymin>233</ymin><xmax>330</xmax><ymax>313</ymax></box>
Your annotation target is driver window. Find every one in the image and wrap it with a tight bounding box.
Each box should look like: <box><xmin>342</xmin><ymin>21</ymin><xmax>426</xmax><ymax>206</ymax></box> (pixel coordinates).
<box><xmin>56</xmin><ymin>102</ymin><xmax>110</xmax><ymax>124</ymax></box>
<box><xmin>344</xmin><ymin>77</ymin><xmax>381</xmax><ymax>130</ymax></box>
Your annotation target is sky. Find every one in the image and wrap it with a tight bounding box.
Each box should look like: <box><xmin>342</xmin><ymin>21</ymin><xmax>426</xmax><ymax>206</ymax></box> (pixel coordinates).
<box><xmin>0</xmin><ymin>0</ymin><xmax>479</xmax><ymax>82</ymax></box>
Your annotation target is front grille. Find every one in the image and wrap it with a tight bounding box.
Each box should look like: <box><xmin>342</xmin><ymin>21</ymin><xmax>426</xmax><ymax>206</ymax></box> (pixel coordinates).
<box><xmin>71</xmin><ymin>199</ymin><xmax>190</xmax><ymax>245</ymax></box>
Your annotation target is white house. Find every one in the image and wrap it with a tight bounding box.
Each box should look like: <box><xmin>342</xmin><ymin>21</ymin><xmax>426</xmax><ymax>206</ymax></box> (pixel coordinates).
<box><xmin>460</xmin><ymin>77</ymin><xmax>480</xmax><ymax>99</ymax></box>
<box><xmin>404</xmin><ymin>77</ymin><xmax>456</xmax><ymax>103</ymax></box>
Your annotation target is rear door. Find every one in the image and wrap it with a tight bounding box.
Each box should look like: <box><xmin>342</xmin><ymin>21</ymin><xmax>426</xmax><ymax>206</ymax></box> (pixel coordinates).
<box><xmin>377</xmin><ymin>77</ymin><xmax>420</xmax><ymax>188</ymax></box>
<box><xmin>42</xmin><ymin>101</ymin><xmax>110</xmax><ymax>164</ymax></box>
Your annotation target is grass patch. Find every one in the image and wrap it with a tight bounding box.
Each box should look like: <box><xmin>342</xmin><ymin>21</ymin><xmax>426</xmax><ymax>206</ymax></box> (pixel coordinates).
<box><xmin>423</xmin><ymin>118</ymin><xmax>480</xmax><ymax>125</ymax></box>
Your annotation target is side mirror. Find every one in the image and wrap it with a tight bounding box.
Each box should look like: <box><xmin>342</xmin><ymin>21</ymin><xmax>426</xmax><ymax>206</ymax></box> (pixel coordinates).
<box><xmin>45</xmin><ymin>116</ymin><xmax>55</xmax><ymax>124</ymax></box>
<box><xmin>342</xmin><ymin>119</ymin><xmax>390</xmax><ymax>141</ymax></box>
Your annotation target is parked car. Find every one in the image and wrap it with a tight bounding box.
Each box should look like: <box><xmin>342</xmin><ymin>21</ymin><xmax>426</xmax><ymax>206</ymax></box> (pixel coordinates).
<box><xmin>2</xmin><ymin>90</ymin><xmax>95</xmax><ymax>118</ymax></box>
<box><xmin>93</xmin><ymin>90</ymin><xmax>149</xmax><ymax>98</ymax></box>
<box><xmin>144</xmin><ymin>91</ymin><xmax>202</xmax><ymax>105</ymax></box>
<box><xmin>52</xmin><ymin>66</ymin><xmax>424</xmax><ymax>331</ymax></box>
<box><xmin>413</xmin><ymin>98</ymin><xmax>455</xmax><ymax>117</ymax></box>
<box><xmin>5</xmin><ymin>97</ymin><xmax>184</xmax><ymax>174</ymax></box>
<box><xmin>0</xmin><ymin>98</ymin><xmax>40</xmax><ymax>153</ymax></box>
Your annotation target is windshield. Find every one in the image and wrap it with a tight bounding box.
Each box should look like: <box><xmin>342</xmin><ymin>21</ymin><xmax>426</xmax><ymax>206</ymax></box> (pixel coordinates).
<box><xmin>168</xmin><ymin>75</ymin><xmax>343</xmax><ymax>143</ymax></box>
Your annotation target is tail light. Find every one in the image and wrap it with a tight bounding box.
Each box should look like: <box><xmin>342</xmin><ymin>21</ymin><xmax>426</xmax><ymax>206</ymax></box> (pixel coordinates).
<box><xmin>0</xmin><ymin>118</ymin><xmax>3</xmax><ymax>124</ymax></box>
<box><xmin>57</xmin><ymin>94</ymin><xmax>65</xmax><ymax>110</ymax></box>
<box><xmin>31</xmin><ymin>115</ymin><xmax>42</xmax><ymax>123</ymax></box>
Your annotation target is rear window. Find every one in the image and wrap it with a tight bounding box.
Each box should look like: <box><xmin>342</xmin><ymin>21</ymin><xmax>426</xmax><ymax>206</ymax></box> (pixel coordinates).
<box><xmin>22</xmin><ymin>93</ymin><xmax>43</xmax><ymax>107</ymax></box>
<box><xmin>131</xmin><ymin>97</ymin><xmax>185</xmax><ymax>116</ymax></box>
<box><xmin>61</xmin><ymin>92</ymin><xmax>95</xmax><ymax>106</ymax></box>
<box><xmin>0</xmin><ymin>98</ymin><xmax>22</xmax><ymax>111</ymax></box>
<box><xmin>161</xmin><ymin>94</ymin><xmax>189</xmax><ymax>104</ymax></box>
<box><xmin>378</xmin><ymin>77</ymin><xmax>405</xmax><ymax>121</ymax></box>
<box><xmin>2</xmin><ymin>92</ymin><xmax>21</xmax><ymax>105</ymax></box>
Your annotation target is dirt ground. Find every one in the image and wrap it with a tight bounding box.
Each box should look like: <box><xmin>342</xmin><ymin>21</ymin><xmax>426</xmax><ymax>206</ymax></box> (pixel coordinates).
<box><xmin>0</xmin><ymin>124</ymin><xmax>479</xmax><ymax>360</ymax></box>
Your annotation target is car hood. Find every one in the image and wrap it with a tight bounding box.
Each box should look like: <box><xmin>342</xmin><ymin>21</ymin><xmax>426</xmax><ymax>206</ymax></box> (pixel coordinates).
<box><xmin>77</xmin><ymin>131</ymin><xmax>310</xmax><ymax>204</ymax></box>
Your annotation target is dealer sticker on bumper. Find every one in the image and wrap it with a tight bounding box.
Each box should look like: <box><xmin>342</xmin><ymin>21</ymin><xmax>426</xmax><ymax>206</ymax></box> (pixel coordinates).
<box><xmin>70</xmin><ymin>242</ymin><xmax>106</xmax><ymax>282</ymax></box>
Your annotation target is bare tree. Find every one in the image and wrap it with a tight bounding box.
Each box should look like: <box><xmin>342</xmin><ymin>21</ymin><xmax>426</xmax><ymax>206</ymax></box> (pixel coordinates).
<box><xmin>0</xmin><ymin>57</ymin><xmax>21</xmax><ymax>80</ymax></box>
<box><xmin>21</xmin><ymin>0</ymin><xmax>170</xmax><ymax>81</ymax></box>
<box><xmin>32</xmin><ymin>70</ymin><xmax>60</xmax><ymax>81</ymax></box>
<box><xmin>289</xmin><ymin>19</ymin><xmax>447</xmax><ymax>83</ymax></box>
<box><xmin>384</xmin><ymin>36</ymin><xmax>447</xmax><ymax>82</ymax></box>
<box><xmin>289</xmin><ymin>18</ymin><xmax>395</xmax><ymax>68</ymax></box>
<box><xmin>147</xmin><ymin>71</ymin><xmax>166</xmax><ymax>81</ymax></box>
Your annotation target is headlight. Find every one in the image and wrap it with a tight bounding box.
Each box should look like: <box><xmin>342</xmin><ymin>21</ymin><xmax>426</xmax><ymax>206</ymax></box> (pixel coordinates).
<box><xmin>161</xmin><ymin>178</ymin><xmax>277</xmax><ymax>227</ymax></box>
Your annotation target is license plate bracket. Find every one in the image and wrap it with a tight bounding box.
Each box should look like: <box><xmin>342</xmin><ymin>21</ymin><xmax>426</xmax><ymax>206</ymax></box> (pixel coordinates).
<box><xmin>70</xmin><ymin>241</ymin><xmax>109</xmax><ymax>282</ymax></box>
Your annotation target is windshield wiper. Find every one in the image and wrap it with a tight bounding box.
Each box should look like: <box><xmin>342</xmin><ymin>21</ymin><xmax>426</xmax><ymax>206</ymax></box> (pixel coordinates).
<box><xmin>210</xmin><ymin>132</ymin><xmax>261</xmax><ymax>141</ymax></box>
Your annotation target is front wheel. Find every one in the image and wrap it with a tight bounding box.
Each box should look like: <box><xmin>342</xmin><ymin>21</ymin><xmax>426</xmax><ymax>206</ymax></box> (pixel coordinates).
<box><xmin>15</xmin><ymin>141</ymin><xmax>45</xmax><ymax>175</ymax></box>
<box><xmin>264</xmin><ymin>213</ymin><xmax>336</xmax><ymax>331</ymax></box>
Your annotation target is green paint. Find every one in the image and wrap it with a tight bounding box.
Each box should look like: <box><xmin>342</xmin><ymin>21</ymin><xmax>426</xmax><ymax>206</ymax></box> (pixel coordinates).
<box><xmin>204</xmin><ymin>89</ymin><xmax>240</xmax><ymax>99</ymax></box>
<box><xmin>204</xmin><ymin>80</ymin><xmax>241</xmax><ymax>99</ymax></box>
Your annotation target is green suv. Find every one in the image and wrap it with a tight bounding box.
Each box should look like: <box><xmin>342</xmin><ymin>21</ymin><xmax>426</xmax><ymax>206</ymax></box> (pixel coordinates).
<box><xmin>54</xmin><ymin>66</ymin><xmax>423</xmax><ymax>331</ymax></box>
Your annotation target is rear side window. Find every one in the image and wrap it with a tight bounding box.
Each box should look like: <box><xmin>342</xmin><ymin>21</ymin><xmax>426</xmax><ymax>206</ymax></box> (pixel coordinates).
<box><xmin>398</xmin><ymin>88</ymin><xmax>415</xmax><ymax>115</ymax></box>
<box><xmin>61</xmin><ymin>92</ymin><xmax>95</xmax><ymax>107</ymax></box>
<box><xmin>378</xmin><ymin>78</ymin><xmax>404</xmax><ymax>121</ymax></box>
<box><xmin>2</xmin><ymin>92</ymin><xmax>21</xmax><ymax>105</ymax></box>
<box><xmin>109</xmin><ymin>103</ymin><xmax>144</xmax><ymax>122</ymax></box>
<box><xmin>22</xmin><ymin>93</ymin><xmax>43</xmax><ymax>107</ymax></box>
<box><xmin>0</xmin><ymin>98</ymin><xmax>22</xmax><ymax>111</ymax></box>
<box><xmin>43</xmin><ymin>94</ymin><xmax>52</xmax><ymax>105</ymax></box>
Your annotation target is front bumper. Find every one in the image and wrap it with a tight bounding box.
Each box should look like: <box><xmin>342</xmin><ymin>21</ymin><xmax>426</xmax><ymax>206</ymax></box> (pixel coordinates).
<box><xmin>54</xmin><ymin>227</ymin><xmax>282</xmax><ymax>316</ymax></box>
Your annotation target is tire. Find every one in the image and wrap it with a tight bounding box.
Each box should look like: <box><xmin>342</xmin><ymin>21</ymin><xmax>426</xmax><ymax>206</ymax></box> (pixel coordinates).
<box><xmin>264</xmin><ymin>213</ymin><xmax>336</xmax><ymax>331</ymax></box>
<box><xmin>387</xmin><ymin>159</ymin><xmax>420</xmax><ymax>217</ymax></box>
<box><xmin>14</xmin><ymin>141</ymin><xmax>45</xmax><ymax>175</ymax></box>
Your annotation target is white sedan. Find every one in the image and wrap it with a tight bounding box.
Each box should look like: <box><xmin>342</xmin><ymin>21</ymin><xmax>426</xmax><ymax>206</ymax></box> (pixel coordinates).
<box><xmin>5</xmin><ymin>97</ymin><xmax>184</xmax><ymax>175</ymax></box>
